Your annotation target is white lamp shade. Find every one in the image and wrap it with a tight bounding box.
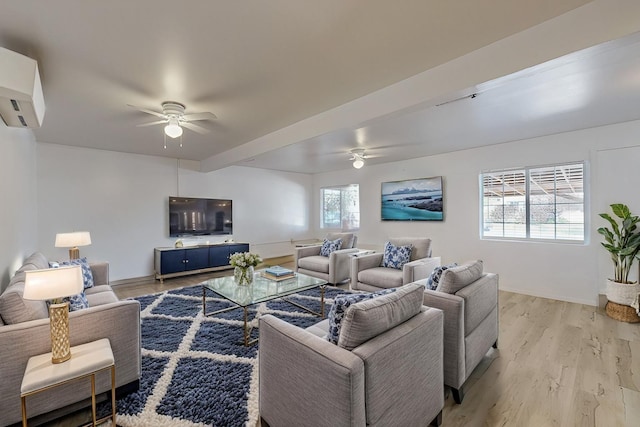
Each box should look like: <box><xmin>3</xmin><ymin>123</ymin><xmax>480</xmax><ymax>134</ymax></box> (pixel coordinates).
<box><xmin>164</xmin><ymin>119</ymin><xmax>183</xmax><ymax>138</ymax></box>
<box><xmin>353</xmin><ymin>158</ymin><xmax>364</xmax><ymax>169</ymax></box>
<box><xmin>23</xmin><ymin>266</ymin><xmax>84</xmax><ymax>300</ymax></box>
<box><xmin>55</xmin><ymin>231</ymin><xmax>91</xmax><ymax>248</ymax></box>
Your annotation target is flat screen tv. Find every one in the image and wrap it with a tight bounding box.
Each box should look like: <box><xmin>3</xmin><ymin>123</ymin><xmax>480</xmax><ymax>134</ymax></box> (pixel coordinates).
<box><xmin>381</xmin><ymin>176</ymin><xmax>443</xmax><ymax>221</ymax></box>
<box><xmin>169</xmin><ymin>196</ymin><xmax>233</xmax><ymax>237</ymax></box>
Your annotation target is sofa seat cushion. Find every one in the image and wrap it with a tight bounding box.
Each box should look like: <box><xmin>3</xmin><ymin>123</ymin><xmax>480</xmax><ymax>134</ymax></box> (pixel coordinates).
<box><xmin>306</xmin><ymin>318</ymin><xmax>330</xmax><ymax>339</ymax></box>
<box><xmin>298</xmin><ymin>255</ymin><xmax>330</xmax><ymax>274</ymax></box>
<box><xmin>357</xmin><ymin>267</ymin><xmax>403</xmax><ymax>289</ymax></box>
<box><xmin>338</xmin><ymin>283</ymin><xmax>425</xmax><ymax>350</ymax></box>
<box><xmin>0</xmin><ymin>273</ymin><xmax>49</xmax><ymax>324</ymax></box>
<box><xmin>437</xmin><ymin>260</ymin><xmax>483</xmax><ymax>294</ymax></box>
<box><xmin>86</xmin><ymin>290</ymin><xmax>119</xmax><ymax>306</ymax></box>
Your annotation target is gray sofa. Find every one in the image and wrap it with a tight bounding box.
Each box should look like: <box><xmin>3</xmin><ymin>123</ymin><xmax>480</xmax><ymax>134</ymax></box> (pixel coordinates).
<box><xmin>0</xmin><ymin>252</ymin><xmax>141</xmax><ymax>426</ymax></box>
<box><xmin>259</xmin><ymin>283</ymin><xmax>444</xmax><ymax>427</ymax></box>
<box><xmin>416</xmin><ymin>260</ymin><xmax>499</xmax><ymax>403</ymax></box>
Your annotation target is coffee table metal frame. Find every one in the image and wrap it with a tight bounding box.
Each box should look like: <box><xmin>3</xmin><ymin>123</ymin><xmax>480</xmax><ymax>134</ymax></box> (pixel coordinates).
<box><xmin>202</xmin><ymin>271</ymin><xmax>327</xmax><ymax>346</ymax></box>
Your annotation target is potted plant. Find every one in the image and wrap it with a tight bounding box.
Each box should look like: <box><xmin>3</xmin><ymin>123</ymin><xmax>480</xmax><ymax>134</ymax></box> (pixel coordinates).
<box><xmin>597</xmin><ymin>203</ymin><xmax>640</xmax><ymax>306</ymax></box>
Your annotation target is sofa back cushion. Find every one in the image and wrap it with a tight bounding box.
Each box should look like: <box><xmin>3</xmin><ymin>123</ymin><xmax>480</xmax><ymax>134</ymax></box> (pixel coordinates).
<box><xmin>0</xmin><ymin>272</ymin><xmax>49</xmax><ymax>325</ymax></box>
<box><xmin>389</xmin><ymin>238</ymin><xmax>431</xmax><ymax>261</ymax></box>
<box><xmin>436</xmin><ymin>260</ymin><xmax>483</xmax><ymax>294</ymax></box>
<box><xmin>338</xmin><ymin>283</ymin><xmax>425</xmax><ymax>350</ymax></box>
<box><xmin>16</xmin><ymin>252</ymin><xmax>49</xmax><ymax>273</ymax></box>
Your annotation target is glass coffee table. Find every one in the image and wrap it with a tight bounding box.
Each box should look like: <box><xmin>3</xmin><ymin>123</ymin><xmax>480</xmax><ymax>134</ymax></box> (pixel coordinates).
<box><xmin>202</xmin><ymin>271</ymin><xmax>327</xmax><ymax>346</ymax></box>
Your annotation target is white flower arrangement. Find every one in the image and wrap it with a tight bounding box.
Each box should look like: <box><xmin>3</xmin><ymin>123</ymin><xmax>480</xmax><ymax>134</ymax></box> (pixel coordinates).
<box><xmin>229</xmin><ymin>251</ymin><xmax>262</xmax><ymax>268</ymax></box>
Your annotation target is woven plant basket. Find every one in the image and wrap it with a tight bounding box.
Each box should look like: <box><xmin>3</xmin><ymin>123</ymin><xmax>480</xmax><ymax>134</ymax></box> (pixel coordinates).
<box><xmin>605</xmin><ymin>279</ymin><xmax>640</xmax><ymax>306</ymax></box>
<box><xmin>606</xmin><ymin>301</ymin><xmax>640</xmax><ymax>323</ymax></box>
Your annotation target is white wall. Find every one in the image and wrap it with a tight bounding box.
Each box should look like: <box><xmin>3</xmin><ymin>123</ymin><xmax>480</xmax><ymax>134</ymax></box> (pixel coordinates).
<box><xmin>36</xmin><ymin>144</ymin><xmax>314</xmax><ymax>281</ymax></box>
<box><xmin>0</xmin><ymin>126</ymin><xmax>37</xmax><ymax>292</ymax></box>
<box><xmin>313</xmin><ymin>119</ymin><xmax>640</xmax><ymax>306</ymax></box>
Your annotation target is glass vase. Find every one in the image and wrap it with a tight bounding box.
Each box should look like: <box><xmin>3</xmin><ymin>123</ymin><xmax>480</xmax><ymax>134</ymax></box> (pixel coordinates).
<box><xmin>234</xmin><ymin>266</ymin><xmax>254</xmax><ymax>286</ymax></box>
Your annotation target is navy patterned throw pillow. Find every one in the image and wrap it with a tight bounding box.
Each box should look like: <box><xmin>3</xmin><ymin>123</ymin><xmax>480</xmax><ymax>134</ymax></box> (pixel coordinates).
<box><xmin>326</xmin><ymin>288</ymin><xmax>397</xmax><ymax>345</ymax></box>
<box><xmin>66</xmin><ymin>292</ymin><xmax>90</xmax><ymax>311</ymax></box>
<box><xmin>426</xmin><ymin>264</ymin><xmax>458</xmax><ymax>290</ymax></box>
<box><xmin>60</xmin><ymin>257</ymin><xmax>94</xmax><ymax>289</ymax></box>
<box><xmin>381</xmin><ymin>241</ymin><xmax>412</xmax><ymax>269</ymax></box>
<box><xmin>320</xmin><ymin>238</ymin><xmax>343</xmax><ymax>257</ymax></box>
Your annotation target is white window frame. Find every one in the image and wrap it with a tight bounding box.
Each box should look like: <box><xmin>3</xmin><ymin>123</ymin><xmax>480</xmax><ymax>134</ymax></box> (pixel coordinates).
<box><xmin>480</xmin><ymin>162</ymin><xmax>586</xmax><ymax>243</ymax></box>
<box><xmin>320</xmin><ymin>184</ymin><xmax>360</xmax><ymax>231</ymax></box>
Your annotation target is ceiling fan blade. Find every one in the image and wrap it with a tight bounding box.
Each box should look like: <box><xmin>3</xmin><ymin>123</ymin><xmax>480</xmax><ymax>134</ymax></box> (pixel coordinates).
<box><xmin>127</xmin><ymin>104</ymin><xmax>166</xmax><ymax>119</ymax></box>
<box><xmin>182</xmin><ymin>122</ymin><xmax>210</xmax><ymax>134</ymax></box>
<box><xmin>183</xmin><ymin>112</ymin><xmax>217</xmax><ymax>121</ymax></box>
<box><xmin>136</xmin><ymin>120</ymin><xmax>167</xmax><ymax>127</ymax></box>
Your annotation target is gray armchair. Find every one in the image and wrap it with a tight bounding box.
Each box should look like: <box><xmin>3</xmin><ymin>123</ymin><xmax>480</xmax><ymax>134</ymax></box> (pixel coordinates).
<box><xmin>259</xmin><ymin>283</ymin><xmax>444</xmax><ymax>427</ymax></box>
<box><xmin>417</xmin><ymin>260</ymin><xmax>499</xmax><ymax>404</ymax></box>
<box><xmin>351</xmin><ymin>237</ymin><xmax>438</xmax><ymax>292</ymax></box>
<box><xmin>295</xmin><ymin>232</ymin><xmax>359</xmax><ymax>284</ymax></box>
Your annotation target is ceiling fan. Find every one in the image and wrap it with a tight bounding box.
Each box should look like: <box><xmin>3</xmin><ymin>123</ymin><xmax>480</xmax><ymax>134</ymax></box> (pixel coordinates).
<box><xmin>349</xmin><ymin>148</ymin><xmax>371</xmax><ymax>169</ymax></box>
<box><xmin>128</xmin><ymin>101</ymin><xmax>217</xmax><ymax>140</ymax></box>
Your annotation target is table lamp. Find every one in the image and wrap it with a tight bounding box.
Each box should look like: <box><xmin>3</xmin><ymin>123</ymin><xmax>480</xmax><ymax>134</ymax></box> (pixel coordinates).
<box><xmin>55</xmin><ymin>231</ymin><xmax>91</xmax><ymax>259</ymax></box>
<box><xmin>23</xmin><ymin>266</ymin><xmax>84</xmax><ymax>363</ymax></box>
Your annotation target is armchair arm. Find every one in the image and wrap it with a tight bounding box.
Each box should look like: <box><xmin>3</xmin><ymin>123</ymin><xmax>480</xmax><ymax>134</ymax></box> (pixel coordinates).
<box><xmin>402</xmin><ymin>256</ymin><xmax>441</xmax><ymax>284</ymax></box>
<box><xmin>328</xmin><ymin>248</ymin><xmax>359</xmax><ymax>284</ymax></box>
<box><xmin>422</xmin><ymin>290</ymin><xmax>466</xmax><ymax>389</ymax></box>
<box><xmin>259</xmin><ymin>315</ymin><xmax>365</xmax><ymax>427</ymax></box>
<box><xmin>0</xmin><ymin>300</ymin><xmax>141</xmax><ymax>426</ymax></box>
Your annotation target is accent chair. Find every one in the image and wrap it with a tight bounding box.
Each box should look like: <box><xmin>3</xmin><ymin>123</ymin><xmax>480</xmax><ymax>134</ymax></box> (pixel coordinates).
<box><xmin>351</xmin><ymin>237</ymin><xmax>439</xmax><ymax>292</ymax></box>
<box><xmin>259</xmin><ymin>283</ymin><xmax>444</xmax><ymax>427</ymax></box>
<box><xmin>295</xmin><ymin>232</ymin><xmax>359</xmax><ymax>285</ymax></box>
<box><xmin>417</xmin><ymin>259</ymin><xmax>499</xmax><ymax>404</ymax></box>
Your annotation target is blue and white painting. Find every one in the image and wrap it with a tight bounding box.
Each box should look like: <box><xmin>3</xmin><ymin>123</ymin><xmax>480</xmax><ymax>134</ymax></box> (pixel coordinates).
<box><xmin>381</xmin><ymin>177</ymin><xmax>443</xmax><ymax>221</ymax></box>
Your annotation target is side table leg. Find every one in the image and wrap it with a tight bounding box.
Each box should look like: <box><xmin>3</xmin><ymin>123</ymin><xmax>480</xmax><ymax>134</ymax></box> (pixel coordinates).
<box><xmin>91</xmin><ymin>373</ymin><xmax>97</xmax><ymax>426</ymax></box>
<box><xmin>21</xmin><ymin>396</ymin><xmax>27</xmax><ymax>427</ymax></box>
<box><xmin>111</xmin><ymin>365</ymin><xmax>117</xmax><ymax>425</ymax></box>
<box><xmin>320</xmin><ymin>285</ymin><xmax>326</xmax><ymax>318</ymax></box>
<box><xmin>243</xmin><ymin>307</ymin><xmax>249</xmax><ymax>346</ymax></box>
<box><xmin>202</xmin><ymin>286</ymin><xmax>206</xmax><ymax>315</ymax></box>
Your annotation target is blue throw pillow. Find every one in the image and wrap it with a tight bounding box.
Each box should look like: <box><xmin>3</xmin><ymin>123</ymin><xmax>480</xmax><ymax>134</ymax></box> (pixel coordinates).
<box><xmin>426</xmin><ymin>263</ymin><xmax>458</xmax><ymax>290</ymax></box>
<box><xmin>326</xmin><ymin>288</ymin><xmax>397</xmax><ymax>345</ymax></box>
<box><xmin>320</xmin><ymin>238</ymin><xmax>343</xmax><ymax>257</ymax></box>
<box><xmin>65</xmin><ymin>292</ymin><xmax>90</xmax><ymax>311</ymax></box>
<box><xmin>381</xmin><ymin>241</ymin><xmax>412</xmax><ymax>269</ymax></box>
<box><xmin>60</xmin><ymin>257</ymin><xmax>94</xmax><ymax>289</ymax></box>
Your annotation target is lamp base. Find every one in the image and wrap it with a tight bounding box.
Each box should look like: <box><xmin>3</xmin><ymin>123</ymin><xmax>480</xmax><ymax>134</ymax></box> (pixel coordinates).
<box><xmin>68</xmin><ymin>247</ymin><xmax>80</xmax><ymax>260</ymax></box>
<box><xmin>49</xmin><ymin>302</ymin><xmax>71</xmax><ymax>363</ymax></box>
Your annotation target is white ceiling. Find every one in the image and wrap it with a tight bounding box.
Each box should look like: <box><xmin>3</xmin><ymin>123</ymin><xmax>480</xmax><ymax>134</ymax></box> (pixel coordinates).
<box><xmin>2</xmin><ymin>1</ymin><xmax>640</xmax><ymax>174</ymax></box>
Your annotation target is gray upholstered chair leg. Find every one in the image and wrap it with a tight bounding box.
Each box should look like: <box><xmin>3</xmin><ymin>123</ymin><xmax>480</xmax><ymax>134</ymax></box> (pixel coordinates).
<box><xmin>430</xmin><ymin>410</ymin><xmax>443</xmax><ymax>426</ymax></box>
<box><xmin>452</xmin><ymin>386</ymin><xmax>465</xmax><ymax>404</ymax></box>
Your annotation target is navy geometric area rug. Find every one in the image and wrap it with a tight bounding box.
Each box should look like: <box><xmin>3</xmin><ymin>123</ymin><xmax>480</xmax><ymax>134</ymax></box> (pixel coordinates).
<box><xmin>102</xmin><ymin>283</ymin><xmax>347</xmax><ymax>427</ymax></box>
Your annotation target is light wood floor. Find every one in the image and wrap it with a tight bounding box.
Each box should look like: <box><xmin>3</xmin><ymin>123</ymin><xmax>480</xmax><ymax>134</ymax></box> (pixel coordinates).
<box><xmin>49</xmin><ymin>259</ymin><xmax>639</xmax><ymax>426</ymax></box>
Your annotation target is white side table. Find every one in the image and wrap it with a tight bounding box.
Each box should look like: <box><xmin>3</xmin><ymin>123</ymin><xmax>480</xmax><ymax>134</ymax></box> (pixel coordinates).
<box><xmin>20</xmin><ymin>338</ymin><xmax>116</xmax><ymax>427</ymax></box>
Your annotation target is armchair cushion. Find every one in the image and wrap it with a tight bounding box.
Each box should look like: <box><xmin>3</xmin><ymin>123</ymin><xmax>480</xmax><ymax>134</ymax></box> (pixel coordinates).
<box><xmin>297</xmin><ymin>255</ymin><xmax>330</xmax><ymax>274</ymax></box>
<box><xmin>327</xmin><ymin>288</ymin><xmax>396</xmax><ymax>345</ymax></box>
<box><xmin>320</xmin><ymin>238</ymin><xmax>343</xmax><ymax>256</ymax></box>
<box><xmin>437</xmin><ymin>260</ymin><xmax>483</xmax><ymax>294</ymax></box>
<box><xmin>339</xmin><ymin>283</ymin><xmax>425</xmax><ymax>351</ymax></box>
<box><xmin>357</xmin><ymin>267</ymin><xmax>403</xmax><ymax>289</ymax></box>
<box><xmin>381</xmin><ymin>241</ymin><xmax>412</xmax><ymax>269</ymax></box>
<box><xmin>327</xmin><ymin>232</ymin><xmax>356</xmax><ymax>249</ymax></box>
<box><xmin>427</xmin><ymin>263</ymin><xmax>458</xmax><ymax>290</ymax></box>
<box><xmin>389</xmin><ymin>237</ymin><xmax>431</xmax><ymax>261</ymax></box>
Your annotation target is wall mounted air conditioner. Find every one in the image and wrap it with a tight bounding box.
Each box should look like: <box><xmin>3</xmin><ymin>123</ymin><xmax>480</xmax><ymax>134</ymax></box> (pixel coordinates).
<box><xmin>0</xmin><ymin>47</ymin><xmax>45</xmax><ymax>128</ymax></box>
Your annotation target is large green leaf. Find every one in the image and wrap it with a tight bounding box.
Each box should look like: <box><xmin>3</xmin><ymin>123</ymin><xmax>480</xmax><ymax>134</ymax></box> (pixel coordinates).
<box><xmin>612</xmin><ymin>203</ymin><xmax>630</xmax><ymax>219</ymax></box>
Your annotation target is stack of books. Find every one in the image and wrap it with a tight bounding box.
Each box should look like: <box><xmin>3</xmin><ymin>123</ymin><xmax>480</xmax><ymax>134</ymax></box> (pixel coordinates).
<box><xmin>263</xmin><ymin>266</ymin><xmax>295</xmax><ymax>281</ymax></box>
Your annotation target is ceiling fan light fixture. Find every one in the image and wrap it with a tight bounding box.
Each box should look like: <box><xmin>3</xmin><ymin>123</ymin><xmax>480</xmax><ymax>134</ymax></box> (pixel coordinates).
<box><xmin>352</xmin><ymin>156</ymin><xmax>365</xmax><ymax>169</ymax></box>
<box><xmin>164</xmin><ymin>118</ymin><xmax>183</xmax><ymax>138</ymax></box>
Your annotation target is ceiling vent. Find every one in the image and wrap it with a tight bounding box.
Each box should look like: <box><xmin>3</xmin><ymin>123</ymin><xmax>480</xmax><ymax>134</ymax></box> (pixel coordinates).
<box><xmin>0</xmin><ymin>47</ymin><xmax>45</xmax><ymax>128</ymax></box>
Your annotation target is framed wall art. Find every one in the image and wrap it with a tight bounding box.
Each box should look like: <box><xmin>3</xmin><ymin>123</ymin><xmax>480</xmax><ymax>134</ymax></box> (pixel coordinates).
<box><xmin>381</xmin><ymin>176</ymin><xmax>443</xmax><ymax>221</ymax></box>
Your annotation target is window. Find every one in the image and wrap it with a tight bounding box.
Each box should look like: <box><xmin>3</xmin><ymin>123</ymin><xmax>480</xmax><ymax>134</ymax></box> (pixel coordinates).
<box><xmin>481</xmin><ymin>162</ymin><xmax>584</xmax><ymax>242</ymax></box>
<box><xmin>321</xmin><ymin>184</ymin><xmax>360</xmax><ymax>230</ymax></box>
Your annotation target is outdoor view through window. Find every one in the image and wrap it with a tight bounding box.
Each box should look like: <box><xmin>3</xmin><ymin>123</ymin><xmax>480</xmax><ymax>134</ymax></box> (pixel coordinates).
<box><xmin>481</xmin><ymin>163</ymin><xmax>584</xmax><ymax>241</ymax></box>
<box><xmin>321</xmin><ymin>184</ymin><xmax>360</xmax><ymax>230</ymax></box>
